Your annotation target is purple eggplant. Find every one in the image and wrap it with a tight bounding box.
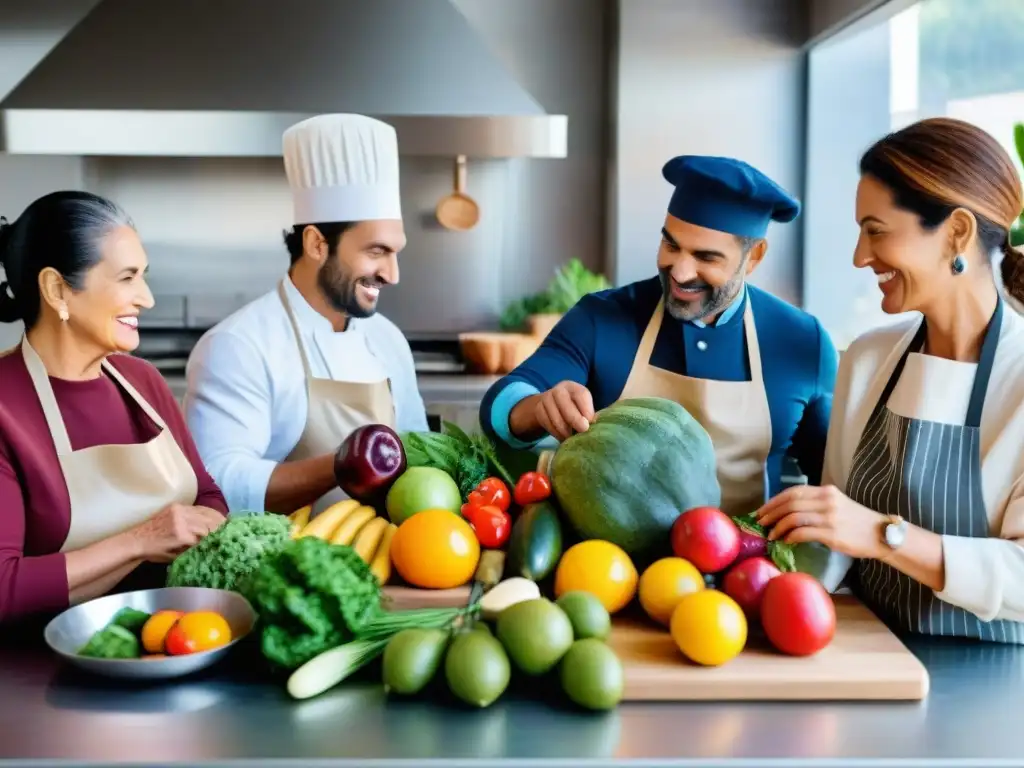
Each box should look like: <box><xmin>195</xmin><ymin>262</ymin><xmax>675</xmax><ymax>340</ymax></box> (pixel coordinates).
<box><xmin>334</xmin><ymin>424</ymin><xmax>407</xmax><ymax>503</ymax></box>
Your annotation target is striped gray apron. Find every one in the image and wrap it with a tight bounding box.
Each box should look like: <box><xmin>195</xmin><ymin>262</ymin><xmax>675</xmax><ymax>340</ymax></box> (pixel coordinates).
<box><xmin>846</xmin><ymin>298</ymin><xmax>1024</xmax><ymax>643</ymax></box>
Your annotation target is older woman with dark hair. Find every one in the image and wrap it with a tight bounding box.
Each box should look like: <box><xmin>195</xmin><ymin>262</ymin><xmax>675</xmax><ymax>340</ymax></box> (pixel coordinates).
<box><xmin>757</xmin><ymin>118</ymin><xmax>1024</xmax><ymax>643</ymax></box>
<box><xmin>0</xmin><ymin>191</ymin><xmax>227</xmax><ymax>624</ymax></box>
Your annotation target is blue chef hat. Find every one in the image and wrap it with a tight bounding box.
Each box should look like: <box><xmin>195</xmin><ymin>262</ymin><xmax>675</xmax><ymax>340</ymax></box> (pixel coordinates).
<box><xmin>662</xmin><ymin>155</ymin><xmax>801</xmax><ymax>239</ymax></box>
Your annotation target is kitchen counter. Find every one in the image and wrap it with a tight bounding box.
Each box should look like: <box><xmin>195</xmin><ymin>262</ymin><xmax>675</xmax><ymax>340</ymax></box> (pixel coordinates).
<box><xmin>1</xmin><ymin>629</ymin><xmax>1021</xmax><ymax>767</ymax></box>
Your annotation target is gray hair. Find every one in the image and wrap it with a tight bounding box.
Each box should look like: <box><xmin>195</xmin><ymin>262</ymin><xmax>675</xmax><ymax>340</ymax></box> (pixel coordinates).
<box><xmin>0</xmin><ymin>191</ymin><xmax>134</xmax><ymax>326</ymax></box>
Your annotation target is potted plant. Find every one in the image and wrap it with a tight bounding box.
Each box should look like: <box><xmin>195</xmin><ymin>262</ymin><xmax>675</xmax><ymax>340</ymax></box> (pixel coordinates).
<box><xmin>499</xmin><ymin>259</ymin><xmax>611</xmax><ymax>339</ymax></box>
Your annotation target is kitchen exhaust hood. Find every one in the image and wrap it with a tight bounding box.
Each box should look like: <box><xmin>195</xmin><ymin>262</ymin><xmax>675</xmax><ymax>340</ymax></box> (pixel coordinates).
<box><xmin>0</xmin><ymin>0</ymin><xmax>567</xmax><ymax>159</ymax></box>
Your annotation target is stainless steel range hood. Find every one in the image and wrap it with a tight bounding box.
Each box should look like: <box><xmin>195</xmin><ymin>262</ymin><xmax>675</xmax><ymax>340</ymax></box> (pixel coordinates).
<box><xmin>0</xmin><ymin>0</ymin><xmax>567</xmax><ymax>159</ymax></box>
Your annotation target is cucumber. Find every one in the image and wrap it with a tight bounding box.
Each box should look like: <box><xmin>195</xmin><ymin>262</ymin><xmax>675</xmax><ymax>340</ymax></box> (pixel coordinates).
<box><xmin>506</xmin><ymin>501</ymin><xmax>563</xmax><ymax>581</ymax></box>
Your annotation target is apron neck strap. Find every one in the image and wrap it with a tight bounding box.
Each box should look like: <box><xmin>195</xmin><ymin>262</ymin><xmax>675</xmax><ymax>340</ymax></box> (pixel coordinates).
<box><xmin>278</xmin><ymin>280</ymin><xmax>315</xmax><ymax>380</ymax></box>
<box><xmin>20</xmin><ymin>340</ymin><xmax>170</xmax><ymax>457</ymax></box>
<box><xmin>966</xmin><ymin>297</ymin><xmax>1003</xmax><ymax>428</ymax></box>
<box><xmin>636</xmin><ymin>294</ymin><xmax>763</xmax><ymax>385</ymax></box>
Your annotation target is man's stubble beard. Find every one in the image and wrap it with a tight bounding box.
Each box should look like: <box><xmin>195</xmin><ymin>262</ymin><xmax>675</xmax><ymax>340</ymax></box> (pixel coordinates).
<box><xmin>660</xmin><ymin>255</ymin><xmax>748</xmax><ymax>323</ymax></box>
<box><xmin>317</xmin><ymin>257</ymin><xmax>376</xmax><ymax>319</ymax></box>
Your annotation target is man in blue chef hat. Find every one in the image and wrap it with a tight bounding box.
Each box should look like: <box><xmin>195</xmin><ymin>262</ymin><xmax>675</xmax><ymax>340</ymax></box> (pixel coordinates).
<box><xmin>479</xmin><ymin>155</ymin><xmax>839</xmax><ymax>517</ymax></box>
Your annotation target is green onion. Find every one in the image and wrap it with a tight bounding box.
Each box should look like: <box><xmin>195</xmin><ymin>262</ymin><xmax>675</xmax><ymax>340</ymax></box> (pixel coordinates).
<box><xmin>286</xmin><ymin>602</ymin><xmax>480</xmax><ymax>700</ymax></box>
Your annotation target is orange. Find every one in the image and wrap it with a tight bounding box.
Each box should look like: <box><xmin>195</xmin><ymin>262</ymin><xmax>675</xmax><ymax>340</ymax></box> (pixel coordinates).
<box><xmin>141</xmin><ymin>610</ymin><xmax>185</xmax><ymax>653</ymax></box>
<box><xmin>638</xmin><ymin>557</ymin><xmax>705</xmax><ymax>626</ymax></box>
<box><xmin>390</xmin><ymin>508</ymin><xmax>480</xmax><ymax>589</ymax></box>
<box><xmin>553</xmin><ymin>540</ymin><xmax>638</xmax><ymax>614</ymax></box>
<box><xmin>170</xmin><ymin>611</ymin><xmax>232</xmax><ymax>654</ymax></box>
<box><xmin>670</xmin><ymin>590</ymin><xmax>747</xmax><ymax>666</ymax></box>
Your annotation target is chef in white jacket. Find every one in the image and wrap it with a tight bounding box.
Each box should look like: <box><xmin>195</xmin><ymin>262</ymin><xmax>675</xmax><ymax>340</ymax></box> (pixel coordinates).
<box><xmin>184</xmin><ymin>114</ymin><xmax>428</xmax><ymax>516</ymax></box>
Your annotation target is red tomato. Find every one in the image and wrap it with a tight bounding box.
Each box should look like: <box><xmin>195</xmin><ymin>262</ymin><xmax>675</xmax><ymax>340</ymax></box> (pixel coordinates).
<box><xmin>513</xmin><ymin>472</ymin><xmax>551</xmax><ymax>506</ymax></box>
<box><xmin>670</xmin><ymin>507</ymin><xmax>741</xmax><ymax>574</ymax></box>
<box><xmin>461</xmin><ymin>503</ymin><xmax>512</xmax><ymax>549</ymax></box>
<box><xmin>760</xmin><ymin>572</ymin><xmax>836</xmax><ymax>656</ymax></box>
<box><xmin>468</xmin><ymin>477</ymin><xmax>511</xmax><ymax>514</ymax></box>
<box><xmin>722</xmin><ymin>556</ymin><xmax>781</xmax><ymax>618</ymax></box>
<box><xmin>163</xmin><ymin>623</ymin><xmax>197</xmax><ymax>656</ymax></box>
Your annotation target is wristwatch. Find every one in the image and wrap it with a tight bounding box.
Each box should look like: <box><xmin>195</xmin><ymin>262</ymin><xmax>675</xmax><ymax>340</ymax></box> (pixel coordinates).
<box><xmin>884</xmin><ymin>514</ymin><xmax>908</xmax><ymax>550</ymax></box>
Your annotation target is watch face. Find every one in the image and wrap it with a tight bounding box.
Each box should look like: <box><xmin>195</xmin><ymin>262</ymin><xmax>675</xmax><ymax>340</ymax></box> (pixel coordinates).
<box><xmin>885</xmin><ymin>524</ymin><xmax>906</xmax><ymax>548</ymax></box>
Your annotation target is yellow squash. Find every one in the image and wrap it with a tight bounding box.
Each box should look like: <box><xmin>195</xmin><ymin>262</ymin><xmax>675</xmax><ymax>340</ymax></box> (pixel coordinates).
<box><xmin>369</xmin><ymin>524</ymin><xmax>397</xmax><ymax>585</ymax></box>
<box><xmin>329</xmin><ymin>505</ymin><xmax>377</xmax><ymax>547</ymax></box>
<box><xmin>352</xmin><ymin>516</ymin><xmax>389</xmax><ymax>562</ymax></box>
<box><xmin>296</xmin><ymin>500</ymin><xmax>359</xmax><ymax>540</ymax></box>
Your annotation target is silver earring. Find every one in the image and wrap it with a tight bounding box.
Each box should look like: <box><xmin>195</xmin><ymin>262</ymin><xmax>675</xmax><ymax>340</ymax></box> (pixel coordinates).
<box><xmin>952</xmin><ymin>254</ymin><xmax>967</xmax><ymax>275</ymax></box>
<box><xmin>58</xmin><ymin>303</ymin><xmax>69</xmax><ymax>322</ymax></box>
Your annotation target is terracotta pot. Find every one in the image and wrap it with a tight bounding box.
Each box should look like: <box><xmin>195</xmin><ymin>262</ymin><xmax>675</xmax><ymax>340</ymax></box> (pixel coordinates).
<box><xmin>527</xmin><ymin>313</ymin><xmax>563</xmax><ymax>339</ymax></box>
<box><xmin>458</xmin><ymin>333</ymin><xmax>541</xmax><ymax>374</ymax></box>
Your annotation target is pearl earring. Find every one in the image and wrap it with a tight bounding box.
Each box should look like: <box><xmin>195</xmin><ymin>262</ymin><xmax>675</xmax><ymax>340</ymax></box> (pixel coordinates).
<box><xmin>58</xmin><ymin>303</ymin><xmax>69</xmax><ymax>322</ymax></box>
<box><xmin>952</xmin><ymin>253</ymin><xmax>967</xmax><ymax>275</ymax></box>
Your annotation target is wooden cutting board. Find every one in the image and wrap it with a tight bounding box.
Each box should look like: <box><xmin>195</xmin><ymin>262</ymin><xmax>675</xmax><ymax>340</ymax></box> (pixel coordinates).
<box><xmin>380</xmin><ymin>587</ymin><xmax>929</xmax><ymax>702</ymax></box>
<box><xmin>609</xmin><ymin>595</ymin><xmax>928</xmax><ymax>701</ymax></box>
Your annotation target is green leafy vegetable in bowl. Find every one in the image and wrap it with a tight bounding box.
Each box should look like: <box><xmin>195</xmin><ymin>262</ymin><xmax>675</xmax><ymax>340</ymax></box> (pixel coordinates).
<box><xmin>166</xmin><ymin>513</ymin><xmax>292</xmax><ymax>593</ymax></box>
<box><xmin>499</xmin><ymin>259</ymin><xmax>611</xmax><ymax>331</ymax></box>
<box><xmin>78</xmin><ymin>624</ymin><xmax>141</xmax><ymax>659</ymax></box>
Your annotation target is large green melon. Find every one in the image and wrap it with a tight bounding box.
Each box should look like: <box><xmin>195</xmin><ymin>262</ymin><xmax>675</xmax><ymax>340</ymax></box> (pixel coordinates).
<box><xmin>547</xmin><ymin>397</ymin><xmax>720</xmax><ymax>560</ymax></box>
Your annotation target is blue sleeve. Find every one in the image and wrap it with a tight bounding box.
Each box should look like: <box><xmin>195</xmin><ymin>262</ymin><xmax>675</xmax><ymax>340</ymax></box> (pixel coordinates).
<box><xmin>479</xmin><ymin>299</ymin><xmax>598</xmax><ymax>449</ymax></box>
<box><xmin>789</xmin><ymin>320</ymin><xmax>839</xmax><ymax>486</ymax></box>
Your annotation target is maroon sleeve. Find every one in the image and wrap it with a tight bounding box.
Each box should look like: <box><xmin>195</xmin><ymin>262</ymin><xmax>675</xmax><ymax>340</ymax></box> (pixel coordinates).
<box><xmin>142</xmin><ymin>364</ymin><xmax>229</xmax><ymax>516</ymax></box>
<box><xmin>0</xmin><ymin>440</ymin><xmax>70</xmax><ymax>623</ymax></box>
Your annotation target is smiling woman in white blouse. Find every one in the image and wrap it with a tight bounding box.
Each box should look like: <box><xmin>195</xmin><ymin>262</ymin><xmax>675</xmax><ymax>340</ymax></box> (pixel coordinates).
<box><xmin>757</xmin><ymin>117</ymin><xmax>1024</xmax><ymax>643</ymax></box>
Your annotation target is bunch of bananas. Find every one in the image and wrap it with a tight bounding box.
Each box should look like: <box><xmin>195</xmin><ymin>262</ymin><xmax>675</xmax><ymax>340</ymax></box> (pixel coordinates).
<box><xmin>287</xmin><ymin>500</ymin><xmax>396</xmax><ymax>585</ymax></box>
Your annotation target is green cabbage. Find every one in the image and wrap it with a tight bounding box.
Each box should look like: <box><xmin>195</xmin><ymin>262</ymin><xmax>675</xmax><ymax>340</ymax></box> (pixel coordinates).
<box><xmin>166</xmin><ymin>514</ymin><xmax>292</xmax><ymax>594</ymax></box>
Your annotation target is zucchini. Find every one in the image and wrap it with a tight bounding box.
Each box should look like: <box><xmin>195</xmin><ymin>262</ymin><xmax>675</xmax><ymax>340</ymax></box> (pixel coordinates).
<box><xmin>506</xmin><ymin>501</ymin><xmax>563</xmax><ymax>581</ymax></box>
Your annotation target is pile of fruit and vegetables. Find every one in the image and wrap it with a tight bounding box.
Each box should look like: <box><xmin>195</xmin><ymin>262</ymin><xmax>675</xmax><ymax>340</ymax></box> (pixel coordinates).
<box><xmin>161</xmin><ymin>396</ymin><xmax>840</xmax><ymax>710</ymax></box>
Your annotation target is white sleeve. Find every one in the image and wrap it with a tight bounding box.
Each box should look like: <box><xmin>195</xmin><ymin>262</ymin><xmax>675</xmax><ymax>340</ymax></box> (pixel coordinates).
<box><xmin>183</xmin><ymin>331</ymin><xmax>278</xmax><ymax>514</ymax></box>
<box><xmin>387</xmin><ymin>328</ymin><xmax>428</xmax><ymax>434</ymax></box>
<box><xmin>936</xmin><ymin>478</ymin><xmax>1024</xmax><ymax>622</ymax></box>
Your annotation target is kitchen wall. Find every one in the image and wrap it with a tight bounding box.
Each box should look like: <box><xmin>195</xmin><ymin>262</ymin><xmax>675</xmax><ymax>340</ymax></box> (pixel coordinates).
<box><xmin>607</xmin><ymin>0</ymin><xmax>809</xmax><ymax>305</ymax></box>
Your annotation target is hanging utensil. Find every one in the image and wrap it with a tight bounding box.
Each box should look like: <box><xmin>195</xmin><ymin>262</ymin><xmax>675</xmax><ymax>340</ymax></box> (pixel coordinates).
<box><xmin>436</xmin><ymin>154</ymin><xmax>480</xmax><ymax>231</ymax></box>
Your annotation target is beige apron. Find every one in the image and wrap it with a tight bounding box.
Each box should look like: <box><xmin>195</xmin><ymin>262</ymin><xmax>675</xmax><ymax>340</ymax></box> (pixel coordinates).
<box><xmin>278</xmin><ymin>282</ymin><xmax>397</xmax><ymax>515</ymax></box>
<box><xmin>20</xmin><ymin>339</ymin><xmax>198</xmax><ymax>553</ymax></box>
<box><xmin>619</xmin><ymin>297</ymin><xmax>772</xmax><ymax>517</ymax></box>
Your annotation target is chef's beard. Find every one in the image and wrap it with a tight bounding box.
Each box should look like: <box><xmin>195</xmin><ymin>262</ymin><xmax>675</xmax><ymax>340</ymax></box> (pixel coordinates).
<box><xmin>318</xmin><ymin>258</ymin><xmax>382</xmax><ymax>319</ymax></box>
<box><xmin>659</xmin><ymin>260</ymin><xmax>746</xmax><ymax>323</ymax></box>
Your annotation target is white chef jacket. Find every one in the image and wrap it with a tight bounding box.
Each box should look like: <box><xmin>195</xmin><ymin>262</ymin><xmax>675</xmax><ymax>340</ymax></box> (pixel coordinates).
<box><xmin>183</xmin><ymin>276</ymin><xmax>428</xmax><ymax>513</ymax></box>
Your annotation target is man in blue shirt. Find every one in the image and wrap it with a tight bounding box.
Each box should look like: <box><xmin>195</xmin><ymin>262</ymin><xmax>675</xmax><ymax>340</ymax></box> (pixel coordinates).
<box><xmin>479</xmin><ymin>155</ymin><xmax>838</xmax><ymax>517</ymax></box>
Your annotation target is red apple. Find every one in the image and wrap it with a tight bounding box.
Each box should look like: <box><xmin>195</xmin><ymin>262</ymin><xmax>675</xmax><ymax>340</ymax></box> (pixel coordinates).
<box><xmin>760</xmin><ymin>572</ymin><xmax>836</xmax><ymax>656</ymax></box>
<box><xmin>722</xmin><ymin>556</ymin><xmax>780</xmax><ymax>618</ymax></box>
<box><xmin>670</xmin><ymin>506</ymin><xmax>741</xmax><ymax>574</ymax></box>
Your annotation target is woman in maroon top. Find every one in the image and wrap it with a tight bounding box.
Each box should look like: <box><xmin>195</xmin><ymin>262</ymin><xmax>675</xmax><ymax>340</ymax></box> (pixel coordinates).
<box><xmin>0</xmin><ymin>191</ymin><xmax>228</xmax><ymax>625</ymax></box>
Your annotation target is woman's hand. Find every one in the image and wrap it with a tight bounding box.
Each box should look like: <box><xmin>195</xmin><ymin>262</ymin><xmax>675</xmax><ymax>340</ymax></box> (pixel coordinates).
<box><xmin>755</xmin><ymin>484</ymin><xmax>889</xmax><ymax>560</ymax></box>
<box><xmin>128</xmin><ymin>503</ymin><xmax>225</xmax><ymax>563</ymax></box>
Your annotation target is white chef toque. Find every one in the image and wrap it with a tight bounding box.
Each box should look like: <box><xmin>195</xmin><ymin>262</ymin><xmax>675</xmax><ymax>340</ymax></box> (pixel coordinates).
<box><xmin>282</xmin><ymin>114</ymin><xmax>402</xmax><ymax>225</ymax></box>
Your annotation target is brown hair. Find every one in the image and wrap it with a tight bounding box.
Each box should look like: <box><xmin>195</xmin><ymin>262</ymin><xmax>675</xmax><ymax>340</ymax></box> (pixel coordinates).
<box><xmin>859</xmin><ymin>117</ymin><xmax>1024</xmax><ymax>305</ymax></box>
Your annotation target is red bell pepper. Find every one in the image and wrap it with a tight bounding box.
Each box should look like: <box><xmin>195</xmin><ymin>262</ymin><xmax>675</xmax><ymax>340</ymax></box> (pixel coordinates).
<box><xmin>467</xmin><ymin>477</ymin><xmax>512</xmax><ymax>514</ymax></box>
<box><xmin>513</xmin><ymin>471</ymin><xmax>552</xmax><ymax>506</ymax></box>
<box><xmin>461</xmin><ymin>503</ymin><xmax>512</xmax><ymax>549</ymax></box>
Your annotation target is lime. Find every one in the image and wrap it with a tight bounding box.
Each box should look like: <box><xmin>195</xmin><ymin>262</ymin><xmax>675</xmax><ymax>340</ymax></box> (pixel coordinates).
<box><xmin>444</xmin><ymin>631</ymin><xmax>511</xmax><ymax>708</ymax></box>
<box><xmin>496</xmin><ymin>598</ymin><xmax>574</xmax><ymax>676</ymax></box>
<box><xmin>382</xmin><ymin>628</ymin><xmax>449</xmax><ymax>696</ymax></box>
<box><xmin>556</xmin><ymin>591</ymin><xmax>612</xmax><ymax>640</ymax></box>
<box><xmin>559</xmin><ymin>638</ymin><xmax>624</xmax><ymax>711</ymax></box>
<box><xmin>470</xmin><ymin>621</ymin><xmax>493</xmax><ymax>635</ymax></box>
<box><xmin>385</xmin><ymin>467</ymin><xmax>463</xmax><ymax>526</ymax></box>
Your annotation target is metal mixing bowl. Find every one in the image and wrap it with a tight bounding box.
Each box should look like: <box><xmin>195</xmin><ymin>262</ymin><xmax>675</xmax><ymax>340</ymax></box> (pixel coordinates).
<box><xmin>44</xmin><ymin>587</ymin><xmax>257</xmax><ymax>681</ymax></box>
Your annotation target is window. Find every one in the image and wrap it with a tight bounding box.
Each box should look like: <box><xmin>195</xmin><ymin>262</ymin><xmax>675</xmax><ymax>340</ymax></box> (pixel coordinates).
<box><xmin>803</xmin><ymin>0</ymin><xmax>1024</xmax><ymax>349</ymax></box>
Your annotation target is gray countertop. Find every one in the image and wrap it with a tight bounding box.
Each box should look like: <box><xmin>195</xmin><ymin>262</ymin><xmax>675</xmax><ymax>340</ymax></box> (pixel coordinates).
<box><xmin>1</xmin><ymin>629</ymin><xmax>1022</xmax><ymax>767</ymax></box>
